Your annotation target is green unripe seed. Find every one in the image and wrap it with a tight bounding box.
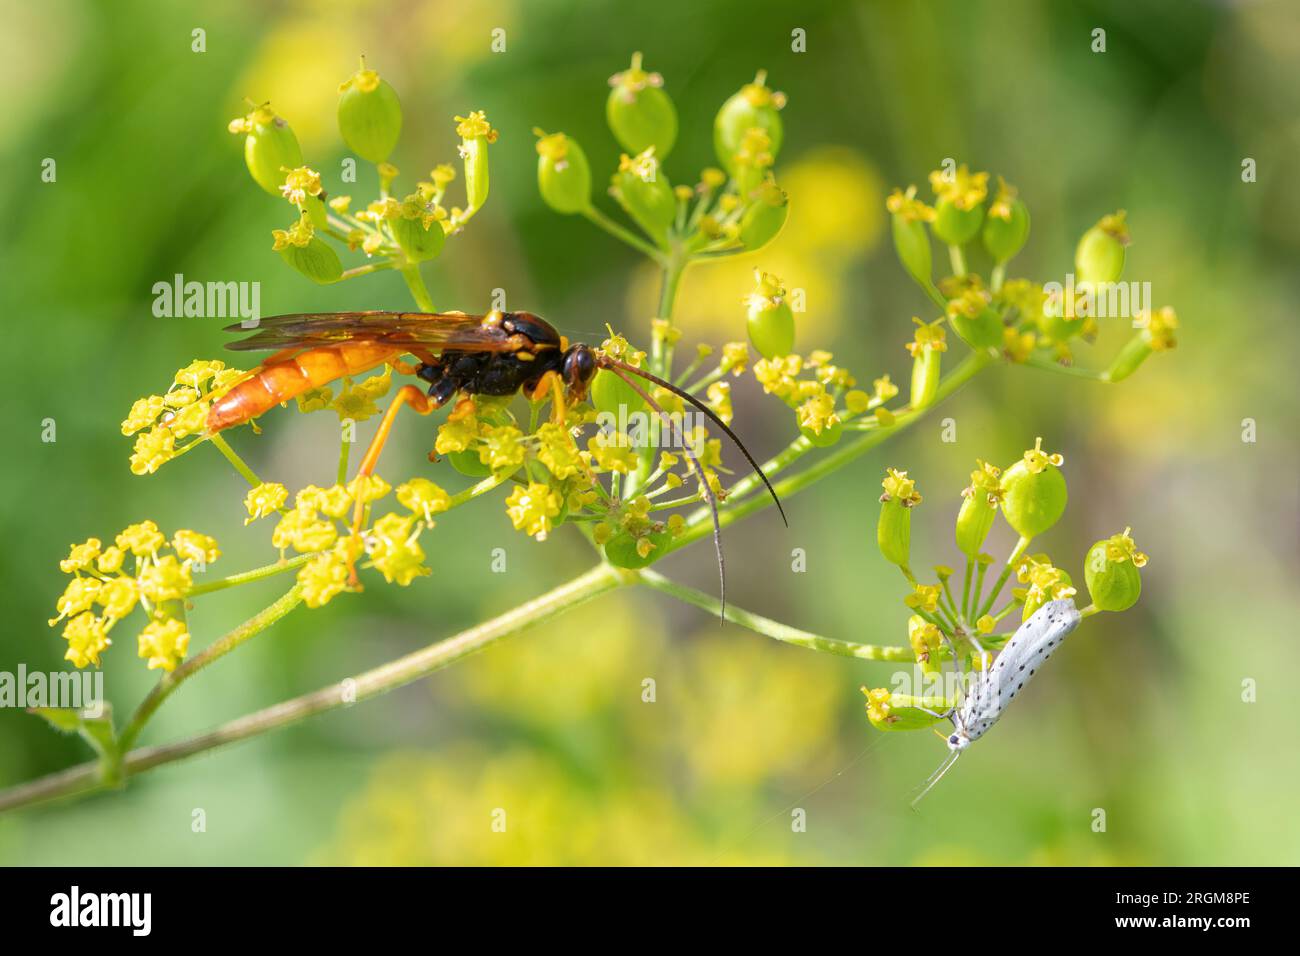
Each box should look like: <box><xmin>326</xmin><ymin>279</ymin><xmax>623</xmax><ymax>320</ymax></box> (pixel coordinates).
<box><xmin>799</xmin><ymin>420</ymin><xmax>843</xmax><ymax>447</ymax></box>
<box><xmin>239</xmin><ymin>108</ymin><xmax>304</xmax><ymax>196</ymax></box>
<box><xmin>982</xmin><ymin>198</ymin><xmax>1030</xmax><ymax>263</ymax></box>
<box><xmin>949</xmin><ymin>306</ymin><xmax>1003</xmax><ymax>350</ymax></box>
<box><xmin>279</xmin><ymin>237</ymin><xmax>343</xmax><ymax>285</ymax></box>
<box><xmin>612</xmin><ymin>154</ymin><xmax>675</xmax><ymax>245</ymax></box>
<box><xmin>604</xmin><ymin>530</ymin><xmax>671</xmax><ymax>570</ymax></box>
<box><xmin>1075</xmin><ymin>211</ymin><xmax>1129</xmax><ymax>285</ymax></box>
<box><xmin>910</xmin><ymin>349</ymin><xmax>941</xmax><ymax>409</ymax></box>
<box><xmin>606</xmin><ymin>53</ymin><xmax>678</xmax><ymax>158</ymax></box>
<box><xmin>747</xmin><ymin>300</ymin><xmax>795</xmax><ymax>360</ymax></box>
<box><xmin>590</xmin><ymin>368</ymin><xmax>647</xmax><ymax>418</ymax></box>
<box><xmin>891</xmin><ymin>213</ymin><xmax>933</xmax><ymax>289</ymax></box>
<box><xmin>714</xmin><ymin>70</ymin><xmax>785</xmax><ymax>175</ymax></box>
<box><xmin>338</xmin><ymin>63</ymin><xmax>403</xmax><ymax>163</ymax></box>
<box><xmin>535</xmin><ymin>131</ymin><xmax>592</xmax><ymax>215</ymax></box>
<box><xmin>932</xmin><ymin>197</ymin><xmax>984</xmax><ymax>246</ymax></box>
<box><xmin>448</xmin><ymin>449</ymin><xmax>492</xmax><ymax>477</ymax></box>
<box><xmin>739</xmin><ymin>182</ymin><xmax>789</xmax><ymax>251</ymax></box>
<box><xmin>1104</xmin><ymin>334</ymin><xmax>1153</xmax><ymax>383</ymax></box>
<box><xmin>956</xmin><ymin>495</ymin><xmax>997</xmax><ymax>558</ymax></box>
<box><xmin>1085</xmin><ymin>542</ymin><xmax>1141</xmax><ymax>611</ymax></box>
<box><xmin>877</xmin><ymin>498</ymin><xmax>911</xmax><ymax>568</ymax></box>
<box><xmin>391</xmin><ymin>215</ymin><xmax>445</xmax><ymax>263</ymax></box>
<box><xmin>863</xmin><ymin>688</ymin><xmax>949</xmax><ymax>731</ymax></box>
<box><xmin>1000</xmin><ymin>439</ymin><xmax>1068</xmax><ymax>538</ymax></box>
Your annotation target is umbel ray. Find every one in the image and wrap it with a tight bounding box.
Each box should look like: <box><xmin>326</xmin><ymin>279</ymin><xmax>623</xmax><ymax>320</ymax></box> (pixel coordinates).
<box><xmin>205</xmin><ymin>309</ymin><xmax>787</xmax><ymax>612</ymax></box>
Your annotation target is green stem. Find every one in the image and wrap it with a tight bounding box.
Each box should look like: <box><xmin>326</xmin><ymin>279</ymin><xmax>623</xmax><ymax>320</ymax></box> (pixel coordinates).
<box><xmin>117</xmin><ymin>585</ymin><xmax>305</xmax><ymax>754</ymax></box>
<box><xmin>638</xmin><ymin>571</ymin><xmax>915</xmax><ymax>661</ymax></box>
<box><xmin>581</xmin><ymin>206</ymin><xmax>664</xmax><ymax>261</ymax></box>
<box><xmin>209</xmin><ymin>433</ymin><xmax>262</xmax><ymax>488</ymax></box>
<box><xmin>948</xmin><ymin>244</ymin><xmax>967</xmax><ymax>277</ymax></box>
<box><xmin>0</xmin><ymin>565</ymin><xmax>623</xmax><ymax>814</ymax></box>
<box><xmin>978</xmin><ymin>535</ymin><xmax>1031</xmax><ymax>619</ymax></box>
<box><xmin>400</xmin><ymin>264</ymin><xmax>436</xmax><ymax>312</ymax></box>
<box><xmin>188</xmin><ymin>554</ymin><xmax>312</xmax><ymax>597</ymax></box>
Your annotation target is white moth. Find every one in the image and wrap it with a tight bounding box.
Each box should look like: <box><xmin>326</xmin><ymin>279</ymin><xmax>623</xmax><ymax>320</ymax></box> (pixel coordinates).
<box><xmin>912</xmin><ymin>598</ymin><xmax>1082</xmax><ymax>806</ymax></box>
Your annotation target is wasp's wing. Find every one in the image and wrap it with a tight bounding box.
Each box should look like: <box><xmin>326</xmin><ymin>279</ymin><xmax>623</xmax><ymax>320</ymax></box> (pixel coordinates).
<box><xmin>222</xmin><ymin>311</ymin><xmax>518</xmax><ymax>353</ymax></box>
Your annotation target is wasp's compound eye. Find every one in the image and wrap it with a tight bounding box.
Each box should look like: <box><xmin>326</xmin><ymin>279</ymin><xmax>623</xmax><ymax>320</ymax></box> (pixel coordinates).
<box><xmin>565</xmin><ymin>346</ymin><xmax>597</xmax><ymax>385</ymax></box>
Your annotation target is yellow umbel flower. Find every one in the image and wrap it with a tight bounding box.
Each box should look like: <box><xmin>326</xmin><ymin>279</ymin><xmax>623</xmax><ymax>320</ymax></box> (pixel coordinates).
<box><xmin>172</xmin><ymin>529</ymin><xmax>220</xmax><ymax>566</ymax></box>
<box><xmin>297</xmin><ymin>549</ymin><xmax>352</xmax><ymax>609</ymax></box>
<box><xmin>280</xmin><ymin>166</ymin><xmax>322</xmax><ymax>205</ymax></box>
<box><xmin>506</xmin><ymin>482</ymin><xmax>562</xmax><ymax>541</ymax></box>
<box><xmin>904</xmin><ymin>583</ymin><xmax>941</xmax><ymax>614</ymax></box>
<box><xmin>121</xmin><ymin>396</ymin><xmax>166</xmax><ymax>435</ymax></box>
<box><xmin>1140</xmin><ymin>306</ymin><xmax>1178</xmax><ymax>351</ymax></box>
<box><xmin>885</xmin><ymin>185</ymin><xmax>936</xmax><ymax>223</ymax></box>
<box><xmin>796</xmin><ymin>388</ymin><xmax>839</xmax><ymax>436</ymax></box>
<box><xmin>96</xmin><ymin>546</ymin><xmax>125</xmax><ymax>574</ymax></box>
<box><xmin>455</xmin><ymin>111</ymin><xmax>499</xmax><ymax>142</ymax></box>
<box><xmin>138</xmin><ymin>618</ymin><xmax>190</xmax><ymax>672</ymax></box>
<box><xmin>587</xmin><ymin>431</ymin><xmax>637</xmax><ymax>474</ymax></box>
<box><xmin>719</xmin><ymin>341</ymin><xmax>750</xmax><ymax>376</ymax></box>
<box><xmin>928</xmin><ymin>164</ymin><xmax>989</xmax><ymax>211</ymax></box>
<box><xmin>1021</xmin><ymin>436</ymin><xmax>1064</xmax><ymax>474</ymax></box>
<box><xmin>905</xmin><ymin>317</ymin><xmax>948</xmax><ymax>358</ymax></box>
<box><xmin>1104</xmin><ymin>527</ymin><xmax>1148</xmax><ymax>568</ymax></box>
<box><xmin>435</xmin><ymin>400</ymin><xmax>480</xmax><ymax>454</ymax></box>
<box><xmin>753</xmin><ymin>354</ymin><xmax>803</xmax><ymax>401</ymax></box>
<box><xmin>50</xmin><ymin>577</ymin><xmax>102</xmax><ymax>624</ymax></box>
<box><xmin>477</xmin><ymin>424</ymin><xmax>527</xmax><ymax>474</ymax></box>
<box><xmin>96</xmin><ymin>576</ymin><xmax>139</xmax><ymax>622</ymax></box>
<box><xmin>988</xmin><ymin>176</ymin><xmax>1018</xmax><ymax>221</ymax></box>
<box><xmin>271</xmin><ymin>214</ymin><xmax>314</xmax><ymax>250</ymax></box>
<box><xmin>271</xmin><ymin>509</ymin><xmax>338</xmax><ymax>553</ymax></box>
<box><xmin>397</xmin><ymin>478</ymin><xmax>452</xmax><ymax>522</ymax></box>
<box><xmin>60</xmin><ymin>538</ymin><xmax>102</xmax><ymax>574</ymax></box>
<box><xmin>63</xmin><ymin>612</ymin><xmax>110</xmax><ymax>668</ymax></box>
<box><xmin>245</xmin><ymin>482</ymin><xmax>288</xmax><ymax>523</ymax></box>
<box><xmin>962</xmin><ymin>460</ymin><xmax>1004</xmax><ymax>507</ymax></box>
<box><xmin>138</xmin><ymin>554</ymin><xmax>192</xmax><ymax>603</ymax></box>
<box><xmin>116</xmin><ymin>521</ymin><xmax>165</xmax><ymax>558</ymax></box>
<box><xmin>329</xmin><ymin>369</ymin><xmax>393</xmax><ymax>422</ymax></box>
<box><xmin>347</xmin><ymin>474</ymin><xmax>391</xmax><ymax>504</ymax></box>
<box><xmin>881</xmin><ymin>467</ymin><xmax>921</xmax><ymax>506</ymax></box>
<box><xmin>535</xmin><ymin>423</ymin><xmax>583</xmax><ymax>480</ymax></box>
<box><xmin>907</xmin><ymin>615</ymin><xmax>942</xmax><ymax>663</ymax></box>
<box><xmin>369</xmin><ymin>513</ymin><xmax>431</xmax><ymax>586</ymax></box>
<box><xmin>129</xmin><ymin>428</ymin><xmax>176</xmax><ymax>475</ymax></box>
<box><xmin>861</xmin><ymin>686</ymin><xmax>894</xmax><ymax>725</ymax></box>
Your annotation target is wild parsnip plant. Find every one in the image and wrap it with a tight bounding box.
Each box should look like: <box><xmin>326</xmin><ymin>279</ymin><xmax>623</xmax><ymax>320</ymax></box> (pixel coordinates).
<box><xmin>5</xmin><ymin>53</ymin><xmax>1177</xmax><ymax>813</ymax></box>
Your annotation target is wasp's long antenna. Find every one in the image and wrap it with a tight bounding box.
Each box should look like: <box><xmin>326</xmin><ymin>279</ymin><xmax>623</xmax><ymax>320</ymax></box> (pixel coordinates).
<box><xmin>600</xmin><ymin>356</ymin><xmax>787</xmax><ymax>527</ymax></box>
<box><xmin>606</xmin><ymin>365</ymin><xmax>729</xmax><ymax>620</ymax></box>
<box><xmin>910</xmin><ymin>749</ymin><xmax>961</xmax><ymax>810</ymax></box>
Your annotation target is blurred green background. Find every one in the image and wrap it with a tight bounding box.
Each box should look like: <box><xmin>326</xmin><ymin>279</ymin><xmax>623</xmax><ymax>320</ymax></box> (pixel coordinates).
<box><xmin>2</xmin><ymin>0</ymin><xmax>1297</xmax><ymax>865</ymax></box>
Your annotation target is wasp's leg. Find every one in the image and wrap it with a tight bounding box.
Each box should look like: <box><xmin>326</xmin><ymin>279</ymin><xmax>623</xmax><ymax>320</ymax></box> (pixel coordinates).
<box><xmin>347</xmin><ymin>384</ymin><xmax>443</xmax><ymax>585</ymax></box>
<box><xmin>525</xmin><ymin>369</ymin><xmax>568</xmax><ymax>425</ymax></box>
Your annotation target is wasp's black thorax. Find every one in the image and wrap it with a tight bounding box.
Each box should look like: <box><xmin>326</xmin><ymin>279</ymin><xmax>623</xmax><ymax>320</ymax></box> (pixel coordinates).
<box><xmin>417</xmin><ymin>311</ymin><xmax>566</xmax><ymax>405</ymax></box>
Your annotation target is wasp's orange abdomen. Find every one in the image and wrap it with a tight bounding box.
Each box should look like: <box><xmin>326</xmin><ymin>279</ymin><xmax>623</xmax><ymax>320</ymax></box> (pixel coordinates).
<box><xmin>206</xmin><ymin>343</ymin><xmax>400</xmax><ymax>433</ymax></box>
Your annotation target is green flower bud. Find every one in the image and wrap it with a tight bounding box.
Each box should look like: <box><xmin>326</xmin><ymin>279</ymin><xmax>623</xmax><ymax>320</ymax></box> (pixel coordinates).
<box><xmin>606</xmin><ymin>52</ymin><xmax>678</xmax><ymax>159</ymax></box>
<box><xmin>956</xmin><ymin>461</ymin><xmax>1002</xmax><ymax>557</ymax></box>
<box><xmin>1000</xmin><ymin>438</ymin><xmax>1067</xmax><ymax>539</ymax></box>
<box><xmin>590</xmin><ymin>368</ymin><xmax>647</xmax><ymax>418</ymax></box>
<box><xmin>448</xmin><ymin>449</ymin><xmax>492</xmax><ymax>477</ymax></box>
<box><xmin>877</xmin><ymin>468</ymin><xmax>920</xmax><ymax>568</ymax></box>
<box><xmin>1075</xmin><ymin>210</ymin><xmax>1129</xmax><ymax>285</ymax></box>
<box><xmin>456</xmin><ymin>111</ymin><xmax>498</xmax><ymax>212</ymax></box>
<box><xmin>739</xmin><ymin>179</ymin><xmax>789</xmax><ymax>251</ymax></box>
<box><xmin>1104</xmin><ymin>306</ymin><xmax>1178</xmax><ymax>383</ymax></box>
<box><xmin>932</xmin><ymin>197</ymin><xmax>985</xmax><ymax>246</ymax></box>
<box><xmin>982</xmin><ymin>179</ymin><xmax>1030</xmax><ymax>262</ymax></box>
<box><xmin>390</xmin><ymin>210</ymin><xmax>446</xmax><ymax>263</ymax></box>
<box><xmin>906</xmin><ymin>318</ymin><xmax>946</xmax><ymax>409</ymax></box>
<box><xmin>229</xmin><ymin>104</ymin><xmax>305</xmax><ymax>197</ymax></box>
<box><xmin>714</xmin><ymin>70</ymin><xmax>785</xmax><ymax>176</ymax></box>
<box><xmin>1084</xmin><ymin>528</ymin><xmax>1147</xmax><ymax>612</ymax></box>
<box><xmin>337</xmin><ymin>59</ymin><xmax>402</xmax><ymax>163</ymax></box>
<box><xmin>604</xmin><ymin>529</ymin><xmax>671</xmax><ymax>570</ymax></box>
<box><xmin>534</xmin><ymin>129</ymin><xmax>593</xmax><ymax>215</ymax></box>
<box><xmin>862</xmin><ymin>686</ymin><xmax>948</xmax><ymax>731</ymax></box>
<box><xmin>611</xmin><ymin>149</ymin><xmax>675</xmax><ymax>245</ymax></box>
<box><xmin>278</xmin><ymin>236</ymin><xmax>342</xmax><ymax>285</ymax></box>
<box><xmin>891</xmin><ymin>215</ymin><xmax>932</xmax><ymax>289</ymax></box>
<box><xmin>745</xmin><ymin>270</ymin><xmax>795</xmax><ymax>359</ymax></box>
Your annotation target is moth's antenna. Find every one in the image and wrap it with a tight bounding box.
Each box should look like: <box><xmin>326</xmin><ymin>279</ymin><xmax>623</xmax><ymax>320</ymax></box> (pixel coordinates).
<box><xmin>601</xmin><ymin>356</ymin><xmax>787</xmax><ymax>527</ymax></box>
<box><xmin>910</xmin><ymin>749</ymin><xmax>961</xmax><ymax>810</ymax></box>
<box><xmin>607</xmin><ymin>364</ymin><xmax>728</xmax><ymax>621</ymax></box>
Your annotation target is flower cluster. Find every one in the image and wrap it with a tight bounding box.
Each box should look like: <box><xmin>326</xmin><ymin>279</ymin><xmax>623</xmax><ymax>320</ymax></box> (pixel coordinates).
<box><xmin>50</xmin><ymin>521</ymin><xmax>218</xmax><ymax>672</ymax></box>
<box><xmin>229</xmin><ymin>58</ymin><xmax>498</xmax><ymax>285</ymax></box>
<box><xmin>886</xmin><ymin>165</ymin><xmax>1178</xmax><ymax>378</ymax></box>
<box><xmin>120</xmin><ymin>360</ymin><xmax>247</xmax><ymax>474</ymax></box>
<box><xmin>863</xmin><ymin>439</ymin><xmax>1148</xmax><ymax>730</ymax></box>
<box><xmin>534</xmin><ymin>54</ymin><xmax>790</xmax><ymax>261</ymax></box>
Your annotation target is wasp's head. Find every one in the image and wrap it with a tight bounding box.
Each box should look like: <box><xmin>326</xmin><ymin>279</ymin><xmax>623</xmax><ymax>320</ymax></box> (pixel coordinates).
<box><xmin>561</xmin><ymin>343</ymin><xmax>598</xmax><ymax>399</ymax></box>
